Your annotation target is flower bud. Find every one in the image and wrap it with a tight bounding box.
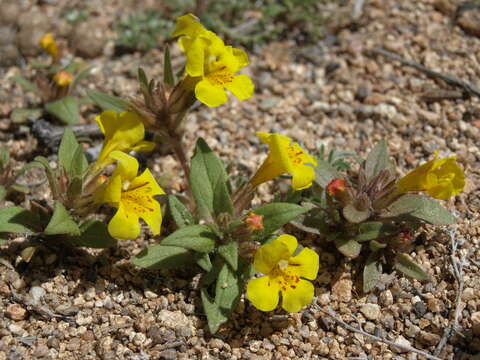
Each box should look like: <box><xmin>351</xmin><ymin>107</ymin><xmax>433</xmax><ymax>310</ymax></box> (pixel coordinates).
<box><xmin>245</xmin><ymin>212</ymin><xmax>264</xmax><ymax>231</ymax></box>
<box><xmin>53</xmin><ymin>70</ymin><xmax>73</xmax><ymax>87</ymax></box>
<box><xmin>39</xmin><ymin>33</ymin><xmax>59</xmax><ymax>59</ymax></box>
<box><xmin>326</xmin><ymin>178</ymin><xmax>351</xmax><ymax>205</ymax></box>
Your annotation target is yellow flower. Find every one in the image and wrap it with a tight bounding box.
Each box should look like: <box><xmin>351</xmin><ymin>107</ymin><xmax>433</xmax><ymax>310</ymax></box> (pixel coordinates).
<box><xmin>396</xmin><ymin>152</ymin><xmax>465</xmax><ymax>200</ymax></box>
<box><xmin>94</xmin><ymin>110</ymin><xmax>155</xmax><ymax>171</ymax></box>
<box><xmin>39</xmin><ymin>33</ymin><xmax>59</xmax><ymax>59</ymax></box>
<box><xmin>249</xmin><ymin>132</ymin><xmax>318</xmax><ymax>190</ymax></box>
<box><xmin>246</xmin><ymin>234</ymin><xmax>319</xmax><ymax>312</ymax></box>
<box><xmin>173</xmin><ymin>14</ymin><xmax>254</xmax><ymax>107</ymax></box>
<box><xmin>95</xmin><ymin>151</ymin><xmax>165</xmax><ymax>240</ymax></box>
<box><xmin>53</xmin><ymin>70</ymin><xmax>73</xmax><ymax>87</ymax></box>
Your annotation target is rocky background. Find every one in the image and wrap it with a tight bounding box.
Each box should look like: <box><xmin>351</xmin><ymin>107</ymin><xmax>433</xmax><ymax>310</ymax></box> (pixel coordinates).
<box><xmin>0</xmin><ymin>0</ymin><xmax>479</xmax><ymax>359</ymax></box>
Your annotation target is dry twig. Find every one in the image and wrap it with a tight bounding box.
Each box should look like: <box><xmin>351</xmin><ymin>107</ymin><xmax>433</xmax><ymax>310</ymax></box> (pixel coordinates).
<box><xmin>434</xmin><ymin>228</ymin><xmax>466</xmax><ymax>356</ymax></box>
<box><xmin>313</xmin><ymin>304</ymin><xmax>442</xmax><ymax>360</ymax></box>
<box><xmin>369</xmin><ymin>46</ymin><xmax>480</xmax><ymax>99</ymax></box>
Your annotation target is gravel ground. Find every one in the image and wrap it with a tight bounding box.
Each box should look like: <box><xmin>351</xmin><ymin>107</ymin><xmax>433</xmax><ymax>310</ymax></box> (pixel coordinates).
<box><xmin>1</xmin><ymin>0</ymin><xmax>480</xmax><ymax>359</ymax></box>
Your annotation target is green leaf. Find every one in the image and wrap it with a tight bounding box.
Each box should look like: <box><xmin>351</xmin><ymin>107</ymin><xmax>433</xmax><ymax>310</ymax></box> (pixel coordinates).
<box><xmin>369</xmin><ymin>240</ymin><xmax>386</xmax><ymax>252</ymax></box>
<box><xmin>314</xmin><ymin>159</ymin><xmax>340</xmax><ymax>188</ymax></box>
<box><xmin>67</xmin><ymin>220</ymin><xmax>117</xmax><ymax>248</ymax></box>
<box><xmin>355</xmin><ymin>222</ymin><xmax>397</xmax><ymax>242</ymax></box>
<box><xmin>201</xmin><ymin>289</ymin><xmax>226</xmax><ymax>334</ymax></box>
<box><xmin>335</xmin><ymin>238</ymin><xmax>362</xmax><ymax>258</ymax></box>
<box><xmin>160</xmin><ymin>225</ymin><xmax>217</xmax><ymax>253</ymax></box>
<box><xmin>0</xmin><ymin>207</ymin><xmax>41</xmax><ymax>234</ymax></box>
<box><xmin>0</xmin><ymin>149</ymin><xmax>9</xmax><ymax>170</ymax></box>
<box><xmin>10</xmin><ymin>108</ymin><xmax>43</xmax><ymax>124</ymax></box>
<box><xmin>394</xmin><ymin>253</ymin><xmax>429</xmax><ymax>281</ymax></box>
<box><xmin>58</xmin><ymin>128</ymin><xmax>87</xmax><ymax>178</ymax></box>
<box><xmin>363</xmin><ymin>252</ymin><xmax>382</xmax><ymax>292</ymax></box>
<box><xmin>70</xmin><ymin>65</ymin><xmax>93</xmax><ymax>92</ymax></box>
<box><xmin>12</xmin><ymin>75</ymin><xmax>39</xmax><ymax>94</ymax></box>
<box><xmin>385</xmin><ymin>194</ymin><xmax>456</xmax><ymax>225</ymax></box>
<box><xmin>87</xmin><ymin>90</ymin><xmax>130</xmax><ymax>112</ymax></box>
<box><xmin>365</xmin><ymin>140</ymin><xmax>392</xmax><ymax>180</ymax></box>
<box><xmin>44</xmin><ymin>203</ymin><xmax>81</xmax><ymax>236</ymax></box>
<box><xmin>132</xmin><ymin>244</ymin><xmax>195</xmax><ymax>269</ymax></box>
<box><xmin>45</xmin><ymin>97</ymin><xmax>80</xmax><ymax>124</ymax></box>
<box><xmin>0</xmin><ymin>186</ymin><xmax>6</xmax><ymax>202</ymax></box>
<box><xmin>33</xmin><ymin>156</ymin><xmax>57</xmax><ymax>193</ymax></box>
<box><xmin>168</xmin><ymin>195</ymin><xmax>195</xmax><ymax>228</ymax></box>
<box><xmin>254</xmin><ymin>203</ymin><xmax>308</xmax><ymax>240</ymax></box>
<box><xmin>218</xmin><ymin>241</ymin><xmax>238</xmax><ymax>271</ymax></box>
<box><xmin>189</xmin><ymin>138</ymin><xmax>232</xmax><ymax>219</ymax></box>
<box><xmin>164</xmin><ymin>46</ymin><xmax>174</xmax><ymax>87</ymax></box>
<box><xmin>197</xmin><ymin>253</ymin><xmax>212</xmax><ymax>272</ymax></box>
<box><xmin>343</xmin><ymin>203</ymin><xmax>370</xmax><ymax>224</ymax></box>
<box><xmin>201</xmin><ymin>259</ymin><xmax>242</xmax><ymax>334</ymax></box>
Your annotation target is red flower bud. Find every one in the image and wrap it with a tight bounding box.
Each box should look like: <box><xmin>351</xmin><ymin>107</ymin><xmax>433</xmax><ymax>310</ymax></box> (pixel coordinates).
<box><xmin>245</xmin><ymin>212</ymin><xmax>264</xmax><ymax>231</ymax></box>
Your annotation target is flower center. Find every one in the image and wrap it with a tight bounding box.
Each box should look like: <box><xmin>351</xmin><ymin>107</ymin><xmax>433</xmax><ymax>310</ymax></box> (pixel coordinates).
<box><xmin>207</xmin><ymin>67</ymin><xmax>234</xmax><ymax>87</ymax></box>
<box><xmin>287</xmin><ymin>145</ymin><xmax>305</xmax><ymax>165</ymax></box>
<box><xmin>270</xmin><ymin>263</ymin><xmax>301</xmax><ymax>292</ymax></box>
<box><xmin>122</xmin><ymin>182</ymin><xmax>155</xmax><ymax>215</ymax></box>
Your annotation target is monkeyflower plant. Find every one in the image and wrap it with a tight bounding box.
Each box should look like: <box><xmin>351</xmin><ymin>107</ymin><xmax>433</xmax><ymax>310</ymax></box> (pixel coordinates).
<box><xmin>1</xmin><ymin>13</ymin><xmax>466</xmax><ymax>336</ymax></box>
<box><xmin>11</xmin><ymin>33</ymin><xmax>93</xmax><ymax>125</ymax></box>
<box><xmin>292</xmin><ymin>141</ymin><xmax>465</xmax><ymax>292</ymax></box>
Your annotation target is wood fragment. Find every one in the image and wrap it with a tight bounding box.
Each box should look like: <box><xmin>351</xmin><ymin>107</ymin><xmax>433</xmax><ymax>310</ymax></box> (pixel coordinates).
<box><xmin>368</xmin><ymin>46</ymin><xmax>480</xmax><ymax>99</ymax></box>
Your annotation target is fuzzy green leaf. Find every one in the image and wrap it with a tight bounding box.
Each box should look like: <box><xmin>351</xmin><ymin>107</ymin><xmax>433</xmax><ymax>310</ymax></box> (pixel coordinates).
<box><xmin>10</xmin><ymin>108</ymin><xmax>43</xmax><ymax>124</ymax></box>
<box><xmin>160</xmin><ymin>224</ymin><xmax>217</xmax><ymax>253</ymax></box>
<box><xmin>314</xmin><ymin>159</ymin><xmax>340</xmax><ymax>188</ymax></box>
<box><xmin>164</xmin><ymin>46</ymin><xmax>175</xmax><ymax>87</ymax></box>
<box><xmin>189</xmin><ymin>138</ymin><xmax>232</xmax><ymax>219</ymax></box>
<box><xmin>365</xmin><ymin>140</ymin><xmax>392</xmax><ymax>180</ymax></box>
<box><xmin>12</xmin><ymin>75</ymin><xmax>39</xmax><ymax>94</ymax></box>
<box><xmin>45</xmin><ymin>97</ymin><xmax>80</xmax><ymax>124</ymax></box>
<box><xmin>70</xmin><ymin>65</ymin><xmax>93</xmax><ymax>92</ymax></box>
<box><xmin>386</xmin><ymin>194</ymin><xmax>456</xmax><ymax>225</ymax></box>
<box><xmin>363</xmin><ymin>253</ymin><xmax>382</xmax><ymax>292</ymax></box>
<box><xmin>369</xmin><ymin>240</ymin><xmax>387</xmax><ymax>252</ymax></box>
<box><xmin>335</xmin><ymin>238</ymin><xmax>362</xmax><ymax>259</ymax></box>
<box><xmin>0</xmin><ymin>207</ymin><xmax>41</xmax><ymax>234</ymax></box>
<box><xmin>132</xmin><ymin>244</ymin><xmax>195</xmax><ymax>269</ymax></box>
<box><xmin>87</xmin><ymin>90</ymin><xmax>130</xmax><ymax>112</ymax></box>
<box><xmin>44</xmin><ymin>203</ymin><xmax>81</xmax><ymax>236</ymax></box>
<box><xmin>355</xmin><ymin>222</ymin><xmax>397</xmax><ymax>242</ymax></box>
<box><xmin>197</xmin><ymin>253</ymin><xmax>212</xmax><ymax>272</ymax></box>
<box><xmin>58</xmin><ymin>128</ymin><xmax>88</xmax><ymax>178</ymax></box>
<box><xmin>0</xmin><ymin>186</ymin><xmax>6</xmax><ymax>202</ymax></box>
<box><xmin>254</xmin><ymin>202</ymin><xmax>308</xmax><ymax>240</ymax></box>
<box><xmin>167</xmin><ymin>195</ymin><xmax>195</xmax><ymax>228</ymax></box>
<box><xmin>218</xmin><ymin>241</ymin><xmax>238</xmax><ymax>271</ymax></box>
<box><xmin>201</xmin><ymin>289</ymin><xmax>226</xmax><ymax>334</ymax></box>
<box><xmin>67</xmin><ymin>220</ymin><xmax>117</xmax><ymax>248</ymax></box>
<box><xmin>394</xmin><ymin>253</ymin><xmax>429</xmax><ymax>281</ymax></box>
<box><xmin>343</xmin><ymin>203</ymin><xmax>370</xmax><ymax>224</ymax></box>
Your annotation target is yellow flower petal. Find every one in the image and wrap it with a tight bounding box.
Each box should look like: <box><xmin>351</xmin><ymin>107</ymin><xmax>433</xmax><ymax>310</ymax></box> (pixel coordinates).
<box><xmin>275</xmin><ymin>234</ymin><xmax>298</xmax><ymax>257</ymax></box>
<box><xmin>250</xmin><ymin>133</ymin><xmax>317</xmax><ymax>190</ymax></box>
<box><xmin>289</xmin><ymin>248</ymin><xmax>319</xmax><ymax>280</ymax></box>
<box><xmin>109</xmin><ymin>151</ymin><xmax>139</xmax><ymax>182</ymax></box>
<box><xmin>129</xmin><ymin>168</ymin><xmax>165</xmax><ymax>196</ymax></box>
<box><xmin>253</xmin><ymin>240</ymin><xmax>290</xmax><ymax>275</ymax></box>
<box><xmin>396</xmin><ymin>154</ymin><xmax>465</xmax><ymax>200</ymax></box>
<box><xmin>131</xmin><ymin>141</ymin><xmax>156</xmax><ymax>153</ymax></box>
<box><xmin>95</xmin><ymin>111</ymin><xmax>147</xmax><ymax>170</ymax></box>
<box><xmin>94</xmin><ymin>173</ymin><xmax>122</xmax><ymax>204</ymax></box>
<box><xmin>108</xmin><ymin>203</ymin><xmax>141</xmax><ymax>240</ymax></box>
<box><xmin>224</xmin><ymin>74</ymin><xmax>254</xmax><ymax>101</ymax></box>
<box><xmin>246</xmin><ymin>276</ymin><xmax>280</xmax><ymax>312</ymax></box>
<box><xmin>281</xmin><ymin>279</ymin><xmax>314</xmax><ymax>312</ymax></box>
<box><xmin>195</xmin><ymin>79</ymin><xmax>228</xmax><ymax>107</ymax></box>
<box><xmin>172</xmin><ymin>13</ymin><xmax>204</xmax><ymax>37</ymax></box>
<box><xmin>185</xmin><ymin>37</ymin><xmax>208</xmax><ymax>77</ymax></box>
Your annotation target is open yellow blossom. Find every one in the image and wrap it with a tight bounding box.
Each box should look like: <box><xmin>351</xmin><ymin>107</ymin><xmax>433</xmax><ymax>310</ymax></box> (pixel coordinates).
<box><xmin>173</xmin><ymin>14</ymin><xmax>254</xmax><ymax>107</ymax></box>
<box><xmin>39</xmin><ymin>33</ymin><xmax>59</xmax><ymax>59</ymax></box>
<box><xmin>247</xmin><ymin>234</ymin><xmax>319</xmax><ymax>312</ymax></box>
<box><xmin>94</xmin><ymin>110</ymin><xmax>155</xmax><ymax>171</ymax></box>
<box><xmin>396</xmin><ymin>152</ymin><xmax>465</xmax><ymax>200</ymax></box>
<box><xmin>94</xmin><ymin>151</ymin><xmax>164</xmax><ymax>240</ymax></box>
<box><xmin>249</xmin><ymin>132</ymin><xmax>318</xmax><ymax>190</ymax></box>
